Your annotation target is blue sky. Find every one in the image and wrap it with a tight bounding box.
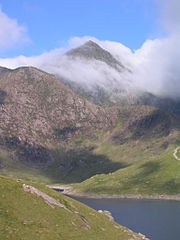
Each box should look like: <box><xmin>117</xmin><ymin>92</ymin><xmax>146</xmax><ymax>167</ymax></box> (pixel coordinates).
<box><xmin>0</xmin><ymin>0</ymin><xmax>159</xmax><ymax>57</ymax></box>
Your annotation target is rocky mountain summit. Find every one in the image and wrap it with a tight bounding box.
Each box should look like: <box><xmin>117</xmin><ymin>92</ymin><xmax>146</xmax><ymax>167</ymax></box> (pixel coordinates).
<box><xmin>60</xmin><ymin>41</ymin><xmax>180</xmax><ymax>114</ymax></box>
<box><xmin>66</xmin><ymin>40</ymin><xmax>126</xmax><ymax>72</ymax></box>
<box><xmin>56</xmin><ymin>40</ymin><xmax>135</xmax><ymax>106</ymax></box>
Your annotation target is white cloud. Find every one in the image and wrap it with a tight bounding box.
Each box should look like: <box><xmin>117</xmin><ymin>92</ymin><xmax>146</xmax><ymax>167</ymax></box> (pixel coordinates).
<box><xmin>0</xmin><ymin>35</ymin><xmax>180</xmax><ymax>99</ymax></box>
<box><xmin>1</xmin><ymin>1</ymin><xmax>180</xmax><ymax>99</ymax></box>
<box><xmin>0</xmin><ymin>8</ymin><xmax>30</xmax><ymax>50</ymax></box>
<box><xmin>132</xmin><ymin>36</ymin><xmax>180</xmax><ymax>98</ymax></box>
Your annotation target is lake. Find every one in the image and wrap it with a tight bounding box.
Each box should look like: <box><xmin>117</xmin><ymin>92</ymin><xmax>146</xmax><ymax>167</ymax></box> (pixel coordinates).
<box><xmin>73</xmin><ymin>197</ymin><xmax>180</xmax><ymax>240</ymax></box>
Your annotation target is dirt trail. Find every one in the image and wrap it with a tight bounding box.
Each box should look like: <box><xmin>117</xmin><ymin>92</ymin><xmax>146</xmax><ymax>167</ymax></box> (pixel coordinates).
<box><xmin>173</xmin><ymin>146</ymin><xmax>180</xmax><ymax>161</ymax></box>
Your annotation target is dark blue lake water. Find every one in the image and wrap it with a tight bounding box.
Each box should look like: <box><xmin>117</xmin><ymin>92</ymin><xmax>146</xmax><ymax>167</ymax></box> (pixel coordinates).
<box><xmin>73</xmin><ymin>197</ymin><xmax>180</xmax><ymax>240</ymax></box>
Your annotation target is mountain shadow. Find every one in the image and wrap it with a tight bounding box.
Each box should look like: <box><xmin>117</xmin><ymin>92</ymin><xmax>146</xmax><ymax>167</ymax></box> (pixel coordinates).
<box><xmin>0</xmin><ymin>136</ymin><xmax>53</xmax><ymax>167</ymax></box>
<box><xmin>46</xmin><ymin>146</ymin><xmax>128</xmax><ymax>183</ymax></box>
<box><xmin>0</xmin><ymin>136</ymin><xmax>127</xmax><ymax>184</ymax></box>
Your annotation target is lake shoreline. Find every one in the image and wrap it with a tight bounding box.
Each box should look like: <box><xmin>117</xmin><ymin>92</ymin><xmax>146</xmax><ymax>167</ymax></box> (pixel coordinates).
<box><xmin>49</xmin><ymin>186</ymin><xmax>180</xmax><ymax>201</ymax></box>
<box><xmin>66</xmin><ymin>192</ymin><xmax>180</xmax><ymax>201</ymax></box>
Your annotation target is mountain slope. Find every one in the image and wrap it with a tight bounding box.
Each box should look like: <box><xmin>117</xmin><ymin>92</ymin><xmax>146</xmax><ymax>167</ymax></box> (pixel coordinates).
<box><xmin>0</xmin><ymin>176</ymin><xmax>148</xmax><ymax>240</ymax></box>
<box><xmin>73</xmin><ymin>143</ymin><xmax>180</xmax><ymax>196</ymax></box>
<box><xmin>0</xmin><ymin>66</ymin><xmax>119</xmax><ymax>145</ymax></box>
<box><xmin>0</xmin><ymin>66</ymin><xmax>124</xmax><ymax>183</ymax></box>
<box><xmin>0</xmin><ymin>65</ymin><xmax>179</xmax><ymax>197</ymax></box>
<box><xmin>0</xmin><ymin>66</ymin><xmax>123</xmax><ymax>183</ymax></box>
<box><xmin>72</xmin><ymin>110</ymin><xmax>180</xmax><ymax>196</ymax></box>
<box><xmin>74</xmin><ymin>109</ymin><xmax>180</xmax><ymax>196</ymax></box>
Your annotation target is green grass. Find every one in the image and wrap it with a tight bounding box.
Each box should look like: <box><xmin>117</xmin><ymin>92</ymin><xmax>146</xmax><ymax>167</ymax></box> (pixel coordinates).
<box><xmin>74</xmin><ymin>144</ymin><xmax>180</xmax><ymax>195</ymax></box>
<box><xmin>0</xmin><ymin>176</ymin><xmax>145</xmax><ymax>240</ymax></box>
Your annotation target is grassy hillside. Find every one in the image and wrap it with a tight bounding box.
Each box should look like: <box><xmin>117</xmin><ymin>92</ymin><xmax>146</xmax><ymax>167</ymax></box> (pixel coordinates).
<box><xmin>0</xmin><ymin>105</ymin><xmax>179</xmax><ymax>198</ymax></box>
<box><xmin>70</xmin><ymin>109</ymin><xmax>180</xmax><ymax>196</ymax></box>
<box><xmin>0</xmin><ymin>176</ymin><xmax>147</xmax><ymax>240</ymax></box>
<box><xmin>73</xmin><ymin>134</ymin><xmax>180</xmax><ymax>195</ymax></box>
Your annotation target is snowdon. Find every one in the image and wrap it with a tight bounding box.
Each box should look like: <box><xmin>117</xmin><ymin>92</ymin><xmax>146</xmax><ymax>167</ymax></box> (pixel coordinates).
<box><xmin>0</xmin><ymin>41</ymin><xmax>180</xmax><ymax>240</ymax></box>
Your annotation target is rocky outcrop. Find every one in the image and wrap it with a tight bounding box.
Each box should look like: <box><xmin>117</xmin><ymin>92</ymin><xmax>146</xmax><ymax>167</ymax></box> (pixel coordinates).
<box><xmin>23</xmin><ymin>184</ymin><xmax>69</xmax><ymax>209</ymax></box>
<box><xmin>98</xmin><ymin>210</ymin><xmax>114</xmax><ymax>222</ymax></box>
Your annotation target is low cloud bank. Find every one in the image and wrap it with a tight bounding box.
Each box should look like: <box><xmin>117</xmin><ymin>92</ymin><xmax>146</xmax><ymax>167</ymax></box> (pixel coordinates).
<box><xmin>0</xmin><ymin>35</ymin><xmax>180</xmax><ymax>99</ymax></box>
<box><xmin>0</xmin><ymin>0</ymin><xmax>180</xmax><ymax>99</ymax></box>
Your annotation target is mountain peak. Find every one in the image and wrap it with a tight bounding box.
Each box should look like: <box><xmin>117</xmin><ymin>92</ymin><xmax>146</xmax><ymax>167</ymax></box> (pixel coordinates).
<box><xmin>66</xmin><ymin>40</ymin><xmax>125</xmax><ymax>71</ymax></box>
<box><xmin>66</xmin><ymin>40</ymin><xmax>104</xmax><ymax>57</ymax></box>
<box><xmin>82</xmin><ymin>40</ymin><xmax>102</xmax><ymax>48</ymax></box>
